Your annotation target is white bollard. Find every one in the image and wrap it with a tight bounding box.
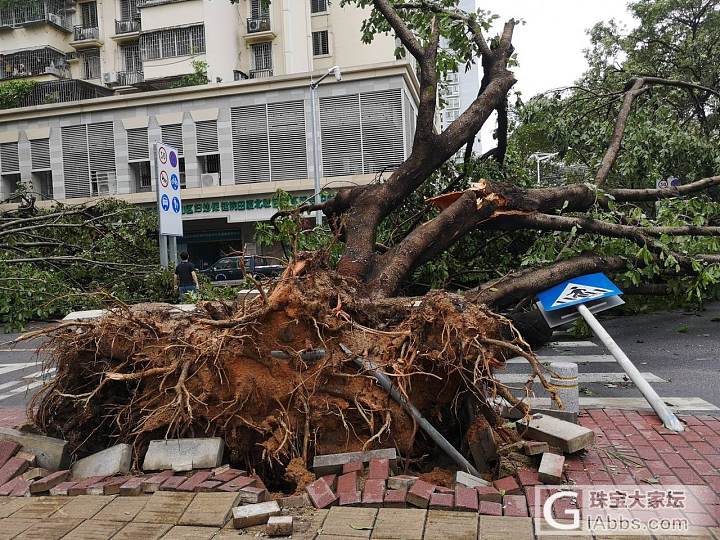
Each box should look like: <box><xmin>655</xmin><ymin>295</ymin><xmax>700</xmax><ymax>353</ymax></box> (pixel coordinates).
<box><xmin>549</xmin><ymin>361</ymin><xmax>580</xmax><ymax>416</ymax></box>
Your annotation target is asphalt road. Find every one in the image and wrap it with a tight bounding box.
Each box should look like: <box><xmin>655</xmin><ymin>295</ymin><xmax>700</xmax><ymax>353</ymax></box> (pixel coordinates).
<box><xmin>1</xmin><ymin>303</ymin><xmax>719</xmax><ymax>411</ymax></box>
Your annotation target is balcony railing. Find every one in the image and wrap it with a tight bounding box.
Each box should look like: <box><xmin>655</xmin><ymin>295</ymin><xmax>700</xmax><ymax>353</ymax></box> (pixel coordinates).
<box><xmin>247</xmin><ymin>16</ymin><xmax>270</xmax><ymax>34</ymax></box>
<box><xmin>115</xmin><ymin>18</ymin><xmax>140</xmax><ymax>35</ymax></box>
<box><xmin>116</xmin><ymin>70</ymin><xmax>144</xmax><ymax>86</ymax></box>
<box><xmin>249</xmin><ymin>68</ymin><xmax>273</xmax><ymax>79</ymax></box>
<box><xmin>0</xmin><ymin>1</ymin><xmax>72</xmax><ymax>32</ymax></box>
<box><xmin>15</xmin><ymin>79</ymin><xmax>112</xmax><ymax>108</ymax></box>
<box><xmin>74</xmin><ymin>25</ymin><xmax>100</xmax><ymax>42</ymax></box>
<box><xmin>0</xmin><ymin>48</ymin><xmax>69</xmax><ymax>81</ymax></box>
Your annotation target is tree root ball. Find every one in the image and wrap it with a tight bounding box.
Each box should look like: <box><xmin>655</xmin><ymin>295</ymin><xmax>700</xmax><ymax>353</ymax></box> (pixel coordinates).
<box><xmin>31</xmin><ymin>259</ymin><xmax>533</xmax><ymax>481</ymax></box>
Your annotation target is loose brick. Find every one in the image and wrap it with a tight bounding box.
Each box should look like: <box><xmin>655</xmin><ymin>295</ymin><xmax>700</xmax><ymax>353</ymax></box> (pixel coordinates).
<box><xmin>15</xmin><ymin>451</ymin><xmax>37</xmax><ymax>467</ymax></box>
<box><xmin>342</xmin><ymin>461</ymin><xmax>363</xmax><ymax>474</ymax></box>
<box><xmin>320</xmin><ymin>474</ymin><xmax>337</xmax><ymax>490</ymax></box>
<box><xmin>176</xmin><ymin>471</ymin><xmax>212</xmax><ymax>492</ymax></box>
<box><xmin>0</xmin><ymin>476</ymin><xmax>27</xmax><ymax>496</ymax></box>
<box><xmin>195</xmin><ymin>480</ymin><xmax>222</xmax><ymax>492</ymax></box>
<box><xmin>493</xmin><ymin>475</ymin><xmax>521</xmax><ymax>495</ymax></box>
<box><xmin>383</xmin><ymin>489</ymin><xmax>407</xmax><ymax>508</ymax></box>
<box><xmin>217</xmin><ymin>475</ymin><xmax>255</xmax><ymax>492</ymax></box>
<box><xmin>119</xmin><ymin>476</ymin><xmax>146</xmax><ymax>496</ymax></box>
<box><xmin>22</xmin><ymin>467</ymin><xmax>48</xmax><ymax>481</ymax></box>
<box><xmin>455</xmin><ymin>470</ymin><xmax>490</xmax><ymax>488</ymax></box>
<box><xmin>159</xmin><ymin>475</ymin><xmax>188</xmax><ymax>491</ymax></box>
<box><xmin>524</xmin><ymin>441</ymin><xmax>549</xmax><ymax>456</ymax></box>
<box><xmin>503</xmin><ymin>494</ymin><xmax>529</xmax><ymax>517</ymax></box>
<box><xmin>0</xmin><ymin>456</ymin><xmax>29</xmax><ymax>486</ymax></box>
<box><xmin>8</xmin><ymin>477</ymin><xmax>30</xmax><ymax>496</ymax></box>
<box><xmin>429</xmin><ymin>492</ymin><xmax>454</xmax><ymax>510</ymax></box>
<box><xmin>454</xmin><ymin>485</ymin><xmax>478</xmax><ymax>512</ymax></box>
<box><xmin>479</xmin><ymin>500</ymin><xmax>502</xmax><ymax>516</ymax></box>
<box><xmin>368</xmin><ymin>458</ymin><xmax>389</xmax><ymax>480</ymax></box>
<box><xmin>232</xmin><ymin>500</ymin><xmax>281</xmax><ymax>529</ymax></box>
<box><xmin>68</xmin><ymin>475</ymin><xmax>107</xmax><ymax>496</ymax></box>
<box><xmin>312</xmin><ymin>448</ymin><xmax>397</xmax><ymax>475</ymax></box>
<box><xmin>305</xmin><ymin>477</ymin><xmax>337</xmax><ymax>509</ymax></box>
<box><xmin>278</xmin><ymin>493</ymin><xmax>310</xmax><ymax>509</ymax></box>
<box><xmin>362</xmin><ymin>478</ymin><xmax>385</xmax><ymax>507</ymax></box>
<box><xmin>339</xmin><ymin>489</ymin><xmax>361</xmax><ymax>506</ymax></box>
<box><xmin>435</xmin><ymin>486</ymin><xmax>454</xmax><ymax>494</ymax></box>
<box><xmin>336</xmin><ymin>471</ymin><xmax>357</xmax><ymax>495</ymax></box>
<box><xmin>517</xmin><ymin>469</ymin><xmax>540</xmax><ymax>487</ymax></box>
<box><xmin>266</xmin><ymin>515</ymin><xmax>293</xmax><ymax>537</ymax></box>
<box><xmin>211</xmin><ymin>468</ymin><xmax>244</xmax><ymax>483</ymax></box>
<box><xmin>388</xmin><ymin>475</ymin><xmax>417</xmax><ymax>491</ymax></box>
<box><xmin>237</xmin><ymin>485</ymin><xmax>267</xmax><ymax>503</ymax></box>
<box><xmin>406</xmin><ymin>479</ymin><xmax>435</xmax><ymax>508</ymax></box>
<box><xmin>0</xmin><ymin>441</ymin><xmax>21</xmax><ymax>468</ymax></box>
<box><xmin>49</xmin><ymin>481</ymin><xmax>76</xmax><ymax>496</ymax></box>
<box><xmin>86</xmin><ymin>476</ymin><xmax>120</xmax><ymax>496</ymax></box>
<box><xmin>142</xmin><ymin>469</ymin><xmax>174</xmax><ymax>493</ymax></box>
<box><xmin>539</xmin><ymin>453</ymin><xmax>565</xmax><ymax>484</ymax></box>
<box><xmin>99</xmin><ymin>475</ymin><xmax>132</xmax><ymax>495</ymax></box>
<box><xmin>520</xmin><ymin>414</ymin><xmax>595</xmax><ymax>453</ymax></box>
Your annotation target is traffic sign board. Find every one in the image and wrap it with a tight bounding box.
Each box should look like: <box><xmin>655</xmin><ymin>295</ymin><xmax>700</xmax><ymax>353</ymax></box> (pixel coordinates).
<box><xmin>154</xmin><ymin>142</ymin><xmax>183</xmax><ymax>237</ymax></box>
<box><xmin>537</xmin><ymin>273</ymin><xmax>622</xmax><ymax>312</ymax></box>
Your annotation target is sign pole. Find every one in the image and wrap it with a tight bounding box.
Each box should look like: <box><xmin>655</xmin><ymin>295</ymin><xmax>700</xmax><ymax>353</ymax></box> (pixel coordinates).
<box><xmin>168</xmin><ymin>236</ymin><xmax>177</xmax><ymax>269</ymax></box>
<box><xmin>159</xmin><ymin>233</ymin><xmax>169</xmax><ymax>268</ymax></box>
<box><xmin>576</xmin><ymin>304</ymin><xmax>684</xmax><ymax>432</ymax></box>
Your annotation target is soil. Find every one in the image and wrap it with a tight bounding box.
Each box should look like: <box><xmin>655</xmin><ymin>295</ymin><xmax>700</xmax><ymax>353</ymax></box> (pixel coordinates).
<box><xmin>419</xmin><ymin>467</ymin><xmax>455</xmax><ymax>488</ymax></box>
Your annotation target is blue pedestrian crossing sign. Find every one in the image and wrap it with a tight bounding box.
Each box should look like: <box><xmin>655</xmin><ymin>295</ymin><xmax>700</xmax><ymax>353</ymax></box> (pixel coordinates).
<box><xmin>537</xmin><ymin>273</ymin><xmax>623</xmax><ymax>312</ymax></box>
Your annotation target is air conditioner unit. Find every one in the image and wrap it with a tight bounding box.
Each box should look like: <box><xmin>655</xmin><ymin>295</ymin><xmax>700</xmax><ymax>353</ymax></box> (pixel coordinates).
<box><xmin>103</xmin><ymin>72</ymin><xmax>118</xmax><ymax>84</ymax></box>
<box><xmin>47</xmin><ymin>13</ymin><xmax>62</xmax><ymax>26</ymax></box>
<box><xmin>200</xmin><ymin>173</ymin><xmax>220</xmax><ymax>188</ymax></box>
<box><xmin>248</xmin><ymin>19</ymin><xmax>263</xmax><ymax>33</ymax></box>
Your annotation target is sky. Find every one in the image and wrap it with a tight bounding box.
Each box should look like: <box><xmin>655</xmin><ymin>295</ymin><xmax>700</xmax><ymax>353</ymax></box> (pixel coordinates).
<box><xmin>475</xmin><ymin>0</ymin><xmax>637</xmax><ymax>149</ymax></box>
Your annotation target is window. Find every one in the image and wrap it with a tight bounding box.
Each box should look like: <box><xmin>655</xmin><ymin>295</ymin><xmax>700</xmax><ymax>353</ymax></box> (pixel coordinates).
<box><xmin>161</xmin><ymin>123</ymin><xmax>184</xmax><ymax>155</ymax></box>
<box><xmin>445</xmin><ymin>96</ymin><xmax>459</xmax><ymax>109</ymax></box>
<box><xmin>199</xmin><ymin>154</ymin><xmax>220</xmax><ymax>175</ymax></box>
<box><xmin>119</xmin><ymin>0</ymin><xmax>139</xmax><ymax>20</ymax></box>
<box><xmin>80</xmin><ymin>1</ymin><xmax>98</xmax><ymax>28</ymax></box>
<box><xmin>312</xmin><ymin>30</ymin><xmax>329</xmax><ymax>56</ymax></box>
<box><xmin>80</xmin><ymin>48</ymin><xmax>100</xmax><ymax>79</ymax></box>
<box><xmin>311</xmin><ymin>0</ymin><xmax>327</xmax><ymax>13</ymax></box>
<box><xmin>61</xmin><ymin>122</ymin><xmax>117</xmax><ymax>199</ymax></box>
<box><xmin>140</xmin><ymin>25</ymin><xmax>206</xmax><ymax>61</ymax></box>
<box><xmin>130</xmin><ymin>161</ymin><xmax>151</xmax><ymax>192</ymax></box>
<box><xmin>120</xmin><ymin>43</ymin><xmax>142</xmax><ymax>73</ymax></box>
<box><xmin>250</xmin><ymin>42</ymin><xmax>272</xmax><ymax>77</ymax></box>
<box><xmin>250</xmin><ymin>0</ymin><xmax>269</xmax><ymax>18</ymax></box>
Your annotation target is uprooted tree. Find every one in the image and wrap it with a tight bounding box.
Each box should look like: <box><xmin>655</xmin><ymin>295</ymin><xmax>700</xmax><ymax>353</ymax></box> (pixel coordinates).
<box><xmin>27</xmin><ymin>0</ymin><xmax>720</xmax><ymax>484</ymax></box>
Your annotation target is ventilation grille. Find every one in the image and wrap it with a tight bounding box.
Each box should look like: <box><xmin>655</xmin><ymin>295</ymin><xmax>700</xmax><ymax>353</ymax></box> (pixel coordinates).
<box><xmin>127</xmin><ymin>127</ymin><xmax>149</xmax><ymax>161</ymax></box>
<box><xmin>319</xmin><ymin>94</ymin><xmax>362</xmax><ymax>177</ymax></box>
<box><xmin>161</xmin><ymin>123</ymin><xmax>183</xmax><ymax>155</ymax></box>
<box><xmin>232</xmin><ymin>104</ymin><xmax>269</xmax><ymax>183</ymax></box>
<box><xmin>196</xmin><ymin>120</ymin><xmax>218</xmax><ymax>155</ymax></box>
<box><xmin>404</xmin><ymin>91</ymin><xmax>416</xmax><ymax>158</ymax></box>
<box><xmin>360</xmin><ymin>89</ymin><xmax>404</xmax><ymax>174</ymax></box>
<box><xmin>268</xmin><ymin>101</ymin><xmax>307</xmax><ymax>181</ymax></box>
<box><xmin>0</xmin><ymin>142</ymin><xmax>19</xmax><ymax>174</ymax></box>
<box><xmin>61</xmin><ymin>125</ymin><xmax>91</xmax><ymax>199</ymax></box>
<box><xmin>87</xmin><ymin>122</ymin><xmax>116</xmax><ymax>173</ymax></box>
<box><xmin>31</xmin><ymin>138</ymin><xmax>51</xmax><ymax>171</ymax></box>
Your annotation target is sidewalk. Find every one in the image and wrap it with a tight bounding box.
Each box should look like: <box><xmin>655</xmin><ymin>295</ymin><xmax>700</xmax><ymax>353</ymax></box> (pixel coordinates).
<box><xmin>0</xmin><ymin>408</ymin><xmax>718</xmax><ymax>538</ymax></box>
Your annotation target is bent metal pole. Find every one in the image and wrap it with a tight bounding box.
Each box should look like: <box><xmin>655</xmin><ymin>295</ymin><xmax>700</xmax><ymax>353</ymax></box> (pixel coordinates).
<box><xmin>576</xmin><ymin>303</ymin><xmax>684</xmax><ymax>432</ymax></box>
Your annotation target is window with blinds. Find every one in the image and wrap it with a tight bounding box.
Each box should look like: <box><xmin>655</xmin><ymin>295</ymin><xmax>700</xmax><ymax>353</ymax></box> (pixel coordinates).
<box><xmin>126</xmin><ymin>127</ymin><xmax>149</xmax><ymax>161</ymax></box>
<box><xmin>31</xmin><ymin>138</ymin><xmax>51</xmax><ymax>171</ymax></box>
<box><xmin>0</xmin><ymin>142</ymin><xmax>19</xmax><ymax>174</ymax></box>
<box><xmin>312</xmin><ymin>30</ymin><xmax>329</xmax><ymax>56</ymax></box>
<box><xmin>195</xmin><ymin>120</ymin><xmax>218</xmax><ymax>155</ymax></box>
<box><xmin>311</xmin><ymin>0</ymin><xmax>328</xmax><ymax>13</ymax></box>
<box><xmin>319</xmin><ymin>94</ymin><xmax>362</xmax><ymax>177</ymax></box>
<box><xmin>231</xmin><ymin>101</ymin><xmax>307</xmax><ymax>184</ymax></box>
<box><xmin>61</xmin><ymin>125</ymin><xmax>91</xmax><ymax>198</ymax></box>
<box><xmin>61</xmin><ymin>122</ymin><xmax>117</xmax><ymax>199</ymax></box>
<box><xmin>161</xmin><ymin>124</ymin><xmax>184</xmax><ymax>155</ymax></box>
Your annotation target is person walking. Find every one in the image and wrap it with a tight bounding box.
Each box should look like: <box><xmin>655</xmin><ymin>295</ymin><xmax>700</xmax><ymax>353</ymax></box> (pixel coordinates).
<box><xmin>174</xmin><ymin>251</ymin><xmax>199</xmax><ymax>302</ymax></box>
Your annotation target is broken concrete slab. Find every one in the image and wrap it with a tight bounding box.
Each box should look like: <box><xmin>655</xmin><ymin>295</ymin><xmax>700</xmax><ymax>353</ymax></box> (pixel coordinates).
<box><xmin>0</xmin><ymin>427</ymin><xmax>69</xmax><ymax>470</ymax></box>
<box><xmin>312</xmin><ymin>448</ymin><xmax>397</xmax><ymax>476</ymax></box>
<box><xmin>232</xmin><ymin>500</ymin><xmax>281</xmax><ymax>528</ymax></box>
<box><xmin>455</xmin><ymin>470</ymin><xmax>490</xmax><ymax>488</ymax></box>
<box><xmin>71</xmin><ymin>444</ymin><xmax>131</xmax><ymax>479</ymax></box>
<box><xmin>266</xmin><ymin>515</ymin><xmax>293</xmax><ymax>537</ymax></box>
<box><xmin>142</xmin><ymin>438</ymin><xmax>224</xmax><ymax>471</ymax></box>
<box><xmin>539</xmin><ymin>453</ymin><xmax>565</xmax><ymax>484</ymax></box>
<box><xmin>519</xmin><ymin>414</ymin><xmax>595</xmax><ymax>453</ymax></box>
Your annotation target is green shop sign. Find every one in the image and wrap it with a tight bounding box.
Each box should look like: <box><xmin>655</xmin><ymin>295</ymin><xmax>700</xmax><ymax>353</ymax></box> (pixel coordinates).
<box><xmin>182</xmin><ymin>193</ymin><xmax>331</xmax><ymax>216</ymax></box>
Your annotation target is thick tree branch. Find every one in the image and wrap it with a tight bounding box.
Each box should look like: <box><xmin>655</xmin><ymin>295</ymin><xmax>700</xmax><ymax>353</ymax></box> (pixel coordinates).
<box><xmin>372</xmin><ymin>0</ymin><xmax>424</xmax><ymax>60</ymax></box>
<box><xmin>609</xmin><ymin>175</ymin><xmax>720</xmax><ymax>202</ymax></box>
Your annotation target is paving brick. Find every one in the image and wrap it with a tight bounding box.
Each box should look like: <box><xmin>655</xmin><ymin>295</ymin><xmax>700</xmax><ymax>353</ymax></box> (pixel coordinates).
<box><xmin>454</xmin><ymin>485</ymin><xmax>477</xmax><ymax>512</ymax></box>
<box><xmin>387</xmin><ymin>475</ymin><xmax>417</xmax><ymax>491</ymax></box>
<box><xmin>142</xmin><ymin>438</ymin><xmax>224</xmax><ymax>471</ymax></box>
<box><xmin>0</xmin><ymin>518</ymin><xmax>37</xmax><ymax>539</ymax></box>
<box><xmin>494</xmin><ymin>476</ymin><xmax>521</xmax><ymax>495</ymax></box>
<box><xmin>312</xmin><ymin>449</ymin><xmax>397</xmax><ymax>476</ymax></box>
<box><xmin>0</xmin><ymin>476</ymin><xmax>29</xmax><ymax>496</ymax></box>
<box><xmin>47</xmin><ymin>481</ymin><xmax>75</xmax><ymax>496</ymax></box>
<box><xmin>423</xmin><ymin>509</ymin><xmax>477</xmax><ymax>540</ymax></box>
<box><xmin>0</xmin><ymin>457</ymin><xmax>29</xmax><ymax>487</ymax></box>
<box><xmin>134</xmin><ymin>491</ymin><xmax>195</xmax><ymax>524</ymax></box>
<box><xmin>0</xmin><ymin>428</ymin><xmax>69</xmax><ymax>471</ymax></box>
<box><xmin>646</xmin><ymin>460</ymin><xmax>673</xmax><ymax>476</ymax></box>
<box><xmin>503</xmin><ymin>494</ymin><xmax>529</xmax><ymax>517</ymax></box>
<box><xmin>0</xmin><ymin>441</ymin><xmax>21</xmax><ymax>469</ymax></box>
<box><xmin>11</xmin><ymin>496</ymin><xmax>71</xmax><ymax>519</ymax></box>
<box><xmin>112</xmin><ymin>522</ymin><xmax>172</xmax><ymax>540</ymax></box>
<box><xmin>67</xmin><ymin>476</ymin><xmax>108</xmax><ymax>496</ymax></box>
<box><xmin>87</xmin><ymin>476</ymin><xmax>129</xmax><ymax>496</ymax></box>
<box><xmin>210</xmin><ymin>468</ymin><xmax>244</xmax><ymax>483</ymax></box>
<box><xmin>479</xmin><ymin>500</ymin><xmax>502</xmax><ymax>516</ymax></box>
<box><xmin>177</xmin><ymin>471</ymin><xmax>212</xmax><ymax>492</ymax></box>
<box><xmin>0</xmin><ymin>498</ymin><xmax>32</xmax><ymax>518</ymax></box>
<box><xmin>689</xmin><ymin>459</ymin><xmax>720</xmax><ymax>476</ymax></box>
<box><xmin>428</xmin><ymin>492</ymin><xmax>454</xmax><ymax>510</ymax></box>
<box><xmin>195</xmin><ymin>480</ymin><xmax>222</xmax><ymax>492</ymax></box>
<box><xmin>522</xmin><ymin>414</ymin><xmax>595</xmax><ymax>453</ymax></box>
<box><xmin>217</xmin><ymin>475</ymin><xmax>254</xmax><ymax>492</ymax></box>
<box><xmin>142</xmin><ymin>470</ymin><xmax>175</xmax><ymax>493</ymax></box>
<box><xmin>371</xmin><ymin>507</ymin><xmax>425</xmax><ymax>539</ymax></box>
<box><xmin>51</xmin><ymin>495</ymin><xmax>116</xmax><ymax>519</ymax></box>
<box><xmin>266</xmin><ymin>515</ymin><xmax>293</xmax><ymax>537</ymax></box>
<box><xmin>320</xmin><ymin>474</ymin><xmax>337</xmax><ymax>490</ymax></box>
<box><xmin>160</xmin><ymin>476</ymin><xmax>188</xmax><ymax>491</ymax></box>
<box><xmin>455</xmin><ymin>470</ymin><xmax>490</xmax><ymax>488</ymax></box>
<box><xmin>337</xmin><ymin>471</ymin><xmax>357</xmax><ymax>495</ymax></box>
<box><xmin>321</xmin><ymin>506</ymin><xmax>377</xmax><ymax>538</ymax></box>
<box><xmin>14</xmin><ymin>517</ymin><xmax>83</xmax><ymax>540</ymax></box>
<box><xmin>237</xmin><ymin>485</ymin><xmax>267</xmax><ymax>503</ymax></box>
<box><xmin>362</xmin><ymin>479</ymin><xmax>386</xmax><ymax>507</ymax></box>
<box><xmin>368</xmin><ymin>459</ymin><xmax>389</xmax><ymax>480</ymax></box>
<box><xmin>476</xmin><ymin>485</ymin><xmax>502</xmax><ymax>503</ymax></box>
<box><xmin>539</xmin><ymin>453</ymin><xmax>565</xmax><ymax>484</ymax></box>
<box><xmin>517</xmin><ymin>469</ymin><xmax>540</xmax><ymax>487</ymax></box>
<box><xmin>479</xmin><ymin>515</ymin><xmax>533</xmax><ymax>539</ymax></box>
<box><xmin>342</xmin><ymin>461</ymin><xmax>363</xmax><ymax>475</ymax></box>
<box><xmin>178</xmin><ymin>492</ymin><xmax>240</xmax><ymax>527</ymax></box>
<box><xmin>306</xmin><ymin>477</ymin><xmax>337</xmax><ymax>509</ymax></box>
<box><xmin>434</xmin><ymin>486</ymin><xmax>453</xmax><ymax>494</ymax></box>
<box><xmin>524</xmin><ymin>441</ymin><xmax>550</xmax><ymax>455</ymax></box>
<box><xmin>277</xmin><ymin>493</ymin><xmax>310</xmax><ymax>509</ymax></box>
<box><xmin>159</xmin><ymin>525</ymin><xmax>219</xmax><ymax>540</ymax></box>
<box><xmin>406</xmin><ymin>479</ymin><xmax>435</xmax><ymax>508</ymax></box>
<box><xmin>62</xmin><ymin>519</ymin><xmax>126</xmax><ymax>540</ymax></box>
<box><xmin>288</xmin><ymin>508</ymin><xmax>328</xmax><ymax>540</ymax></box>
<box><xmin>660</xmin><ymin>452</ymin><xmax>688</xmax><ymax>468</ymax></box>
<box><xmin>339</xmin><ymin>489</ymin><xmax>362</xmax><ymax>506</ymax></box>
<box><xmin>119</xmin><ymin>477</ymin><xmax>146</xmax><ymax>496</ymax></box>
<box><xmin>231</xmin><ymin>500</ymin><xmax>281</xmax><ymax>528</ymax></box>
<box><xmin>92</xmin><ymin>495</ymin><xmax>149</xmax><ymax>522</ymax></box>
<box><xmin>383</xmin><ymin>489</ymin><xmax>406</xmax><ymax>508</ymax></box>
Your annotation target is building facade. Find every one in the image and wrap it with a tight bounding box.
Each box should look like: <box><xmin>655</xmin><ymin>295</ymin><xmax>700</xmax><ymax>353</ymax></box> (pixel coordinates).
<box><xmin>0</xmin><ymin>61</ymin><xmax>418</xmax><ymax>265</ymax></box>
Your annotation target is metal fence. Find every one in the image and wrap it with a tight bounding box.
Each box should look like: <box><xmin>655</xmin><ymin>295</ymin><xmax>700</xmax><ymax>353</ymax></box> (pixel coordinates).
<box><xmin>0</xmin><ymin>47</ymin><xmax>69</xmax><ymax>80</ymax></box>
<box><xmin>247</xmin><ymin>16</ymin><xmax>271</xmax><ymax>34</ymax></box>
<box><xmin>0</xmin><ymin>0</ymin><xmax>72</xmax><ymax>32</ymax></box>
<box><xmin>16</xmin><ymin>79</ymin><xmax>112</xmax><ymax>108</ymax></box>
<box><xmin>115</xmin><ymin>18</ymin><xmax>140</xmax><ymax>35</ymax></box>
<box><xmin>74</xmin><ymin>25</ymin><xmax>99</xmax><ymax>41</ymax></box>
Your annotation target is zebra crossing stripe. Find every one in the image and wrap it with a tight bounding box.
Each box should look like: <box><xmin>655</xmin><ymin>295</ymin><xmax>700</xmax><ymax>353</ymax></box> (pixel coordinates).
<box><xmin>22</xmin><ymin>368</ymin><xmax>56</xmax><ymax>380</ymax></box>
<box><xmin>0</xmin><ymin>363</ymin><xmax>37</xmax><ymax>376</ymax></box>
<box><xmin>495</xmin><ymin>372</ymin><xmax>666</xmax><ymax>384</ymax></box>
<box><xmin>0</xmin><ymin>380</ymin><xmax>45</xmax><ymax>403</ymax></box>
<box><xmin>507</xmin><ymin>355</ymin><xmax>615</xmax><ymax>364</ymax></box>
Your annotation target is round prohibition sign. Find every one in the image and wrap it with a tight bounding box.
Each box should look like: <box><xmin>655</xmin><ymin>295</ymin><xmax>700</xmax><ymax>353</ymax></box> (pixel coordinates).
<box><xmin>160</xmin><ymin>170</ymin><xmax>169</xmax><ymax>188</ymax></box>
<box><xmin>158</xmin><ymin>146</ymin><xmax>168</xmax><ymax>164</ymax></box>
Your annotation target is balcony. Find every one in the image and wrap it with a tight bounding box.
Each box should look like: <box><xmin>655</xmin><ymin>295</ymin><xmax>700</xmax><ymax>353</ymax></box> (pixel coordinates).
<box><xmin>0</xmin><ymin>1</ymin><xmax>72</xmax><ymax>32</ymax></box>
<box><xmin>245</xmin><ymin>17</ymin><xmax>275</xmax><ymax>43</ymax></box>
<box><xmin>0</xmin><ymin>47</ymin><xmax>69</xmax><ymax>81</ymax></box>
<box><xmin>14</xmin><ymin>79</ymin><xmax>112</xmax><ymax>108</ymax></box>
<box><xmin>71</xmin><ymin>26</ymin><xmax>102</xmax><ymax>48</ymax></box>
<box><xmin>114</xmin><ymin>18</ymin><xmax>141</xmax><ymax>39</ymax></box>
<box><xmin>114</xmin><ymin>70</ymin><xmax>144</xmax><ymax>87</ymax></box>
<box><xmin>249</xmin><ymin>69</ymin><xmax>273</xmax><ymax>79</ymax></box>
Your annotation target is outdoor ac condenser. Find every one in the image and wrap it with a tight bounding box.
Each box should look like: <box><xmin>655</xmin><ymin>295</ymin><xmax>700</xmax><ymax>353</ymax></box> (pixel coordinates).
<box><xmin>200</xmin><ymin>173</ymin><xmax>220</xmax><ymax>188</ymax></box>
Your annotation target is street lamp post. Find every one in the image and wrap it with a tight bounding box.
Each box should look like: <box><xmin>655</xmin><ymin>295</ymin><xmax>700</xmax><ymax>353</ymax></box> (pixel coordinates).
<box><xmin>529</xmin><ymin>151</ymin><xmax>559</xmax><ymax>185</ymax></box>
<box><xmin>310</xmin><ymin>65</ymin><xmax>342</xmax><ymax>226</ymax></box>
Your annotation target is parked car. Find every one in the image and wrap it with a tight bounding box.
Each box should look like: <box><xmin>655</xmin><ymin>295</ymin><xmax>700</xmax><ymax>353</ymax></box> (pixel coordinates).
<box><xmin>203</xmin><ymin>255</ymin><xmax>284</xmax><ymax>281</ymax></box>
